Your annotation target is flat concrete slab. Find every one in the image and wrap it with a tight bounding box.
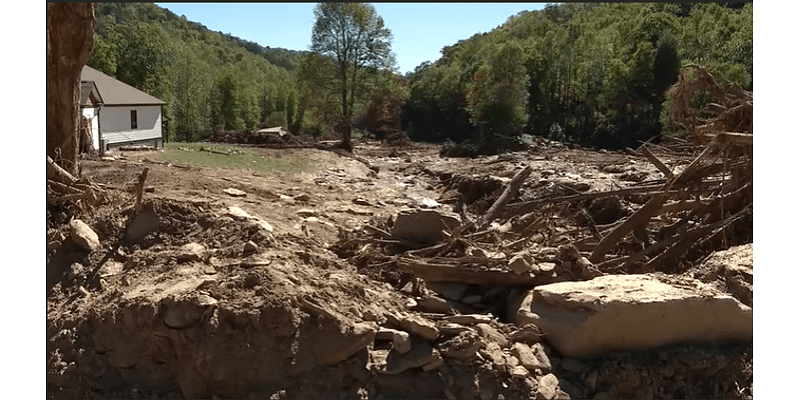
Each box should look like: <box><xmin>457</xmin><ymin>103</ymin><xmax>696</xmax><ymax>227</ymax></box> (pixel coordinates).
<box><xmin>515</xmin><ymin>274</ymin><xmax>752</xmax><ymax>357</ymax></box>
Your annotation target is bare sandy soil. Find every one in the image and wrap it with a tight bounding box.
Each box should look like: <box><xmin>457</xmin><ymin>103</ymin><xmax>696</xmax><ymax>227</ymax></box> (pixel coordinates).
<box><xmin>46</xmin><ymin>139</ymin><xmax>752</xmax><ymax>399</ymax></box>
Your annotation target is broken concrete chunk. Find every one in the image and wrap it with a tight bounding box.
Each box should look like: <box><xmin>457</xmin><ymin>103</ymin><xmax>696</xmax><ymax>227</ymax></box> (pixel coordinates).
<box><xmin>69</xmin><ymin>219</ymin><xmax>101</xmax><ymax>252</ymax></box>
<box><xmin>516</xmin><ymin>274</ymin><xmax>753</xmax><ymax>357</ymax></box>
<box><xmin>391</xmin><ymin>210</ymin><xmax>460</xmax><ymax>247</ymax></box>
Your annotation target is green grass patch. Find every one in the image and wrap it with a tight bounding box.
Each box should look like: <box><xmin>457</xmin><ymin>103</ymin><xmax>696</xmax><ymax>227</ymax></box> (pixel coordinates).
<box><xmin>159</xmin><ymin>142</ymin><xmax>320</xmax><ymax>176</ymax></box>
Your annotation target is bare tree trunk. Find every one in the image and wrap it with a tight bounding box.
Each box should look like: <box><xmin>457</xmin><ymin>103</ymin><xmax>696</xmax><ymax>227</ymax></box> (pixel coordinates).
<box><xmin>46</xmin><ymin>3</ymin><xmax>95</xmax><ymax>175</ymax></box>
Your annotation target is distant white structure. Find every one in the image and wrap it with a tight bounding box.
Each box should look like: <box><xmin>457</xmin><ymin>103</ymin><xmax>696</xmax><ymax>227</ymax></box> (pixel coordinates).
<box><xmin>80</xmin><ymin>66</ymin><xmax>167</xmax><ymax>152</ymax></box>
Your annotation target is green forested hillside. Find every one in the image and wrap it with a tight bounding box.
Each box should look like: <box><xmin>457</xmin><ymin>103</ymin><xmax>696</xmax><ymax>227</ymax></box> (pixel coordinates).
<box><xmin>402</xmin><ymin>3</ymin><xmax>752</xmax><ymax>149</ymax></box>
<box><xmin>86</xmin><ymin>3</ymin><xmax>752</xmax><ymax>150</ymax></box>
<box><xmin>87</xmin><ymin>3</ymin><xmax>305</xmax><ymax>141</ymax></box>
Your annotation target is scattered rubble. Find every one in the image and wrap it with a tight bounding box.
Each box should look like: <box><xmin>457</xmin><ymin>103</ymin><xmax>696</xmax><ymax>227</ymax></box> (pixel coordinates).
<box><xmin>48</xmin><ymin>107</ymin><xmax>753</xmax><ymax>399</ymax></box>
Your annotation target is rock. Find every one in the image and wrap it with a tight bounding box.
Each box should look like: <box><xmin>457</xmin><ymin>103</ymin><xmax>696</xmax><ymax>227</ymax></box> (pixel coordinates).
<box><xmin>538</xmin><ymin>262</ymin><xmax>556</xmax><ymax>272</ymax></box>
<box><xmin>439</xmin><ymin>330</ymin><xmax>483</xmax><ymax>359</ymax></box>
<box><xmin>575</xmin><ymin>257</ymin><xmax>602</xmax><ymax>279</ymax></box>
<box><xmin>436</xmin><ymin>321</ymin><xmax>473</xmax><ymax>336</ymax></box>
<box><xmin>244</xmin><ymin>272</ymin><xmax>261</xmax><ymax>288</ymax></box>
<box><xmin>316</xmin><ymin>321</ymin><xmax>378</xmax><ymax>367</ymax></box>
<box><xmin>296</xmin><ymin>209</ymin><xmax>317</xmax><ymax>217</ymax></box>
<box><xmin>427</xmin><ymin>282</ymin><xmax>469</xmax><ymax>300</ymax></box>
<box><xmin>391</xmin><ymin>210</ymin><xmax>460</xmax><ymax>247</ymax></box>
<box><xmin>400</xmin><ymin>315</ymin><xmax>439</xmax><ymax>340</ymax></box>
<box><xmin>421</xmin><ymin>353</ymin><xmax>444</xmax><ymax>371</ymax></box>
<box><xmin>515</xmin><ymin>274</ymin><xmax>753</xmax><ymax>357</ymax></box>
<box><xmin>177</xmin><ymin>242</ymin><xmax>205</xmax><ymax>261</ymax></box>
<box><xmin>508</xmin><ymin>254</ymin><xmax>533</xmax><ymax>275</ymax></box>
<box><xmin>558</xmin><ymin>244</ymin><xmax>581</xmax><ymax>261</ymax></box>
<box><xmin>383</xmin><ymin>338</ymin><xmax>441</xmax><ymax>375</ymax></box>
<box><xmin>415</xmin><ymin>295</ymin><xmax>455</xmax><ymax>314</ymax></box>
<box><xmin>441</xmin><ymin>314</ymin><xmax>493</xmax><ymax>325</ymax></box>
<box><xmin>243</xmin><ymin>240</ymin><xmax>259</xmax><ymax>254</ymax></box>
<box><xmin>693</xmin><ymin>243</ymin><xmax>753</xmax><ymax>307</ymax></box>
<box><xmin>223</xmin><ymin>188</ymin><xmax>247</xmax><ymax>197</ymax></box>
<box><xmin>536</xmin><ymin>373</ymin><xmax>561</xmax><ymax>400</ymax></box>
<box><xmin>511</xmin><ymin>365</ymin><xmax>530</xmax><ymax>379</ymax></box>
<box><xmin>227</xmin><ymin>206</ymin><xmax>252</xmax><ymax>220</ymax></box>
<box><xmin>377</xmin><ymin>328</ymin><xmax>412</xmax><ymax>354</ymax></box>
<box><xmin>293</xmin><ymin>193</ymin><xmax>311</xmax><ymax>202</ymax></box>
<box><xmin>67</xmin><ymin>263</ymin><xmax>84</xmax><ymax>282</ymax></box>
<box><xmin>253</xmin><ymin>219</ymin><xmax>274</xmax><ymax>233</ymax></box>
<box><xmin>98</xmin><ymin>261</ymin><xmax>123</xmax><ymax>277</ymax></box>
<box><xmin>475</xmin><ymin>323</ymin><xmax>508</xmax><ymax>348</ymax></box>
<box><xmin>511</xmin><ymin>342</ymin><xmax>550</xmax><ymax>372</ymax></box>
<box><xmin>481</xmin><ymin>341</ymin><xmax>505</xmax><ymax>365</ymax></box>
<box><xmin>69</xmin><ymin>219</ymin><xmax>100</xmax><ymax>252</ymax></box>
<box><xmin>509</xmin><ymin>323</ymin><xmax>542</xmax><ymax>344</ymax></box>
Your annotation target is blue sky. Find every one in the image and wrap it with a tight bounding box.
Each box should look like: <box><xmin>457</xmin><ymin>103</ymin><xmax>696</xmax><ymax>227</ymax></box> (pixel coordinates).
<box><xmin>154</xmin><ymin>3</ymin><xmax>548</xmax><ymax>75</ymax></box>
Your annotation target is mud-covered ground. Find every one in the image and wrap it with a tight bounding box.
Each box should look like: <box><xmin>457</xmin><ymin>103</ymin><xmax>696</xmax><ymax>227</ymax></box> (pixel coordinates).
<box><xmin>45</xmin><ymin>139</ymin><xmax>753</xmax><ymax>399</ymax></box>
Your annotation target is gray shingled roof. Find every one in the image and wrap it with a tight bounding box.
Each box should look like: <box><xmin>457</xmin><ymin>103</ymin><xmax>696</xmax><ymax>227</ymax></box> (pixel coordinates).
<box><xmin>81</xmin><ymin>65</ymin><xmax>166</xmax><ymax>106</ymax></box>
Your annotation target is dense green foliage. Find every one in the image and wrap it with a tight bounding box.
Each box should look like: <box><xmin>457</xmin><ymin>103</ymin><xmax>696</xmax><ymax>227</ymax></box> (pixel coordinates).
<box><xmin>309</xmin><ymin>3</ymin><xmax>396</xmax><ymax>146</ymax></box>
<box><xmin>88</xmin><ymin>3</ymin><xmax>303</xmax><ymax>142</ymax></box>
<box><xmin>403</xmin><ymin>3</ymin><xmax>752</xmax><ymax>149</ymax></box>
<box><xmin>86</xmin><ymin>3</ymin><xmax>751</xmax><ymax>150</ymax></box>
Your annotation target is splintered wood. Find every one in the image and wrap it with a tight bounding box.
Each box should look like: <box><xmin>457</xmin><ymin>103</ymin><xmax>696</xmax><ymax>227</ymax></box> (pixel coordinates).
<box><xmin>333</xmin><ymin>80</ymin><xmax>752</xmax><ymax>291</ymax></box>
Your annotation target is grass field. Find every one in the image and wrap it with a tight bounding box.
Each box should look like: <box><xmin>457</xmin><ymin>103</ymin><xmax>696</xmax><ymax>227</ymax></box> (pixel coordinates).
<box><xmin>158</xmin><ymin>143</ymin><xmax>320</xmax><ymax>176</ymax></box>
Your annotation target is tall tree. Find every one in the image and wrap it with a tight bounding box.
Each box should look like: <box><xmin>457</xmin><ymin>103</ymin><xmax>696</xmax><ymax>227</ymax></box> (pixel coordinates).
<box><xmin>310</xmin><ymin>2</ymin><xmax>394</xmax><ymax>151</ymax></box>
<box><xmin>47</xmin><ymin>3</ymin><xmax>96</xmax><ymax>174</ymax></box>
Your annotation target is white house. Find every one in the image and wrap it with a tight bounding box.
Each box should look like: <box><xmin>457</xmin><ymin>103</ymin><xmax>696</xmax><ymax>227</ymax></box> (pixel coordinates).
<box><xmin>80</xmin><ymin>66</ymin><xmax>166</xmax><ymax>151</ymax></box>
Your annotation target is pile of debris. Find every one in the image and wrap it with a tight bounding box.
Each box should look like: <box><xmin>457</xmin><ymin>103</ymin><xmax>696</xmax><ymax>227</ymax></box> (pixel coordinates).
<box><xmin>333</xmin><ymin>118</ymin><xmax>753</xmax><ymax>397</ymax></box>
<box><xmin>208</xmin><ymin>127</ymin><xmax>302</xmax><ymax>146</ymax></box>
<box><xmin>666</xmin><ymin>65</ymin><xmax>753</xmax><ymax>144</ymax></box>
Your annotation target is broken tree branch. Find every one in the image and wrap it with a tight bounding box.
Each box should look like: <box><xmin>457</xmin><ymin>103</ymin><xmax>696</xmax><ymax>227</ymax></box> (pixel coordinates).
<box><xmin>47</xmin><ymin>155</ymin><xmax>78</xmax><ymax>185</ymax></box>
<box><xmin>476</xmin><ymin>165</ymin><xmax>533</xmax><ymax>230</ymax></box>
<box><xmin>134</xmin><ymin>167</ymin><xmax>149</xmax><ymax>214</ymax></box>
<box><xmin>641</xmin><ymin>145</ymin><xmax>674</xmax><ymax>179</ymax></box>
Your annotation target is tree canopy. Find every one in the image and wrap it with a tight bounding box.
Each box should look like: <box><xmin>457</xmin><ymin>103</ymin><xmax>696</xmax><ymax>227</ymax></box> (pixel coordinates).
<box><xmin>403</xmin><ymin>3</ymin><xmax>752</xmax><ymax>149</ymax></box>
<box><xmin>309</xmin><ymin>2</ymin><xmax>395</xmax><ymax>150</ymax></box>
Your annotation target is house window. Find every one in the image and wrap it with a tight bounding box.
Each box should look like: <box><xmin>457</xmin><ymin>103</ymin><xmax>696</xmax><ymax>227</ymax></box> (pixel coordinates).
<box><xmin>131</xmin><ymin>110</ymin><xmax>138</xmax><ymax>129</ymax></box>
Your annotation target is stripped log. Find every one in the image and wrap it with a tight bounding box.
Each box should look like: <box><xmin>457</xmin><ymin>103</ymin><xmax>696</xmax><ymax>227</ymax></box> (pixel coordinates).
<box><xmin>476</xmin><ymin>165</ymin><xmax>533</xmax><ymax>230</ymax></box>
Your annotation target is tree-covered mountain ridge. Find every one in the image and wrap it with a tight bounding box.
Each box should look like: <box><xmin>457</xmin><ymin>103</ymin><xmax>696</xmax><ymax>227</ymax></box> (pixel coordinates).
<box><xmin>403</xmin><ymin>2</ymin><xmax>752</xmax><ymax>149</ymax></box>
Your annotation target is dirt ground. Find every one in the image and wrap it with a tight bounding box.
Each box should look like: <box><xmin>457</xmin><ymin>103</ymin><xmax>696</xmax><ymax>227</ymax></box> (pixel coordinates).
<box><xmin>46</xmin><ymin>139</ymin><xmax>753</xmax><ymax>399</ymax></box>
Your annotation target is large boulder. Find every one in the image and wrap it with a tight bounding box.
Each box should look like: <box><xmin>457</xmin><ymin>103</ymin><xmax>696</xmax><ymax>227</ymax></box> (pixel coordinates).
<box><xmin>515</xmin><ymin>274</ymin><xmax>752</xmax><ymax>357</ymax></box>
<box><xmin>391</xmin><ymin>210</ymin><xmax>460</xmax><ymax>247</ymax></box>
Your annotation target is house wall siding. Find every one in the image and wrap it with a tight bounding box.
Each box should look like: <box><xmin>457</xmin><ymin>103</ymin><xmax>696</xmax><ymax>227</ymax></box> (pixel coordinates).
<box><xmin>99</xmin><ymin>105</ymin><xmax>162</xmax><ymax>147</ymax></box>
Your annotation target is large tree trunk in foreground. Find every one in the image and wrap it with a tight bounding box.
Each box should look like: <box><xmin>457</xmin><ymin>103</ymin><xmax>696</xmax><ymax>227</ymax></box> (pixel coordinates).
<box><xmin>46</xmin><ymin>3</ymin><xmax>95</xmax><ymax>175</ymax></box>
